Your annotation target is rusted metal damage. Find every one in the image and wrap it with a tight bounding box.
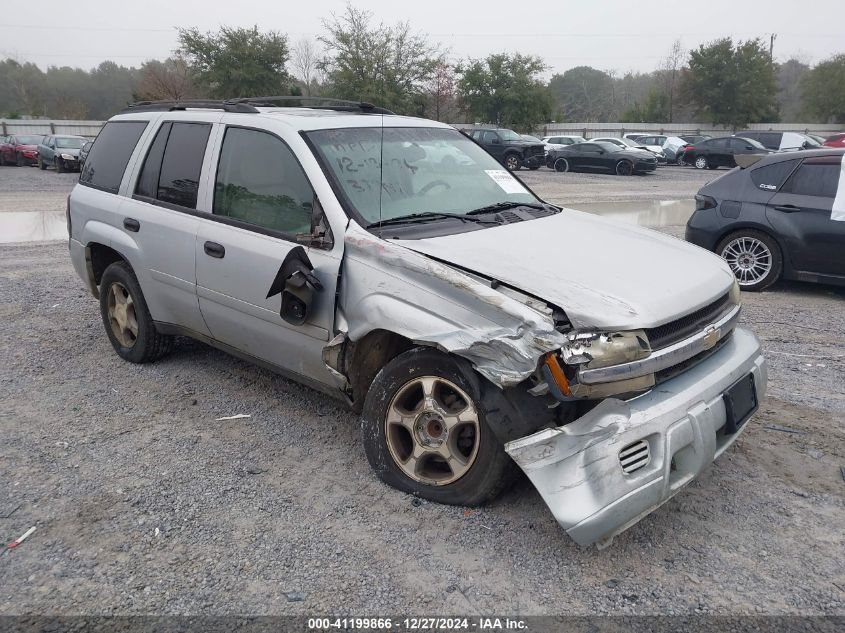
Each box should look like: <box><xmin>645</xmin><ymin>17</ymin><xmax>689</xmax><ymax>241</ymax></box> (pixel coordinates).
<box><xmin>325</xmin><ymin>221</ymin><xmax>568</xmax><ymax>390</ymax></box>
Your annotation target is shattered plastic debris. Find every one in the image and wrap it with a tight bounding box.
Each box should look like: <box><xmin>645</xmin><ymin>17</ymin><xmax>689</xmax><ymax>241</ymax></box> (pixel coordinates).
<box><xmin>215</xmin><ymin>414</ymin><xmax>251</xmax><ymax>421</ymax></box>
<box><xmin>284</xmin><ymin>591</ymin><xmax>306</xmax><ymax>602</ymax></box>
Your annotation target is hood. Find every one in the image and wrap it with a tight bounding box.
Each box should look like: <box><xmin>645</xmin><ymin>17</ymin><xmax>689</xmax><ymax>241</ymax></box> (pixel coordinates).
<box><xmin>57</xmin><ymin>148</ymin><xmax>81</xmax><ymax>156</ymax></box>
<box><xmin>395</xmin><ymin>209</ymin><xmax>735</xmax><ymax>330</ymax></box>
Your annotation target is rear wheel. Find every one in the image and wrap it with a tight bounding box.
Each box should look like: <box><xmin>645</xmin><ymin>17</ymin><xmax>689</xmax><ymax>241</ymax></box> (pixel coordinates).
<box><xmin>694</xmin><ymin>156</ymin><xmax>709</xmax><ymax>170</ymax></box>
<box><xmin>56</xmin><ymin>157</ymin><xmax>64</xmax><ymax>173</ymax></box>
<box><xmin>554</xmin><ymin>157</ymin><xmax>569</xmax><ymax>172</ymax></box>
<box><xmin>717</xmin><ymin>230</ymin><xmax>782</xmax><ymax>291</ymax></box>
<box><xmin>99</xmin><ymin>261</ymin><xmax>173</xmax><ymax>362</ymax></box>
<box><xmin>504</xmin><ymin>153</ymin><xmax>522</xmax><ymax>171</ymax></box>
<box><xmin>361</xmin><ymin>348</ymin><xmax>515</xmax><ymax>506</ymax></box>
<box><xmin>615</xmin><ymin>160</ymin><xmax>634</xmax><ymax>176</ymax></box>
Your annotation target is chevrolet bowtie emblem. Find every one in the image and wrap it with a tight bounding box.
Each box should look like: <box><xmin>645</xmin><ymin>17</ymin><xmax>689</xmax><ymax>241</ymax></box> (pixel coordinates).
<box><xmin>702</xmin><ymin>326</ymin><xmax>720</xmax><ymax>350</ymax></box>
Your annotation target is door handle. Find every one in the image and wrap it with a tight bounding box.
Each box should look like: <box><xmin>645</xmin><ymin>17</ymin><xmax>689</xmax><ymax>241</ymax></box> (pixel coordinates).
<box><xmin>773</xmin><ymin>204</ymin><xmax>800</xmax><ymax>213</ymax></box>
<box><xmin>123</xmin><ymin>217</ymin><xmax>140</xmax><ymax>232</ymax></box>
<box><xmin>203</xmin><ymin>241</ymin><xmax>225</xmax><ymax>258</ymax></box>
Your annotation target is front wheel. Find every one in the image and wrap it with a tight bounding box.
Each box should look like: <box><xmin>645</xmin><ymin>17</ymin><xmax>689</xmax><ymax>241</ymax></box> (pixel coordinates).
<box><xmin>615</xmin><ymin>160</ymin><xmax>634</xmax><ymax>176</ymax></box>
<box><xmin>554</xmin><ymin>157</ymin><xmax>569</xmax><ymax>172</ymax></box>
<box><xmin>99</xmin><ymin>261</ymin><xmax>173</xmax><ymax>362</ymax></box>
<box><xmin>38</xmin><ymin>157</ymin><xmax>46</xmax><ymax>170</ymax></box>
<box><xmin>16</xmin><ymin>153</ymin><xmax>24</xmax><ymax>167</ymax></box>
<box><xmin>694</xmin><ymin>156</ymin><xmax>709</xmax><ymax>170</ymax></box>
<box><xmin>56</xmin><ymin>157</ymin><xmax>64</xmax><ymax>173</ymax></box>
<box><xmin>361</xmin><ymin>348</ymin><xmax>515</xmax><ymax>506</ymax></box>
<box><xmin>717</xmin><ymin>230</ymin><xmax>783</xmax><ymax>291</ymax></box>
<box><xmin>504</xmin><ymin>154</ymin><xmax>522</xmax><ymax>171</ymax></box>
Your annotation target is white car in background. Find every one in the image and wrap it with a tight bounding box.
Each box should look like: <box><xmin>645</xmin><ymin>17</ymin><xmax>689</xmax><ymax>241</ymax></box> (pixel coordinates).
<box><xmin>542</xmin><ymin>135</ymin><xmax>587</xmax><ymax>154</ymax></box>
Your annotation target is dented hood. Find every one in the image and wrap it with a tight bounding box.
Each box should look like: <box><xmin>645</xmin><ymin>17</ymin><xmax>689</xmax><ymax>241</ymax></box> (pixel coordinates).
<box><xmin>395</xmin><ymin>208</ymin><xmax>735</xmax><ymax>330</ymax></box>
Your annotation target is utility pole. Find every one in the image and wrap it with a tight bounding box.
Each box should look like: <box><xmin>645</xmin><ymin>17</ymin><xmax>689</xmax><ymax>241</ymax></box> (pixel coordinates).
<box><xmin>769</xmin><ymin>33</ymin><xmax>777</xmax><ymax>61</ymax></box>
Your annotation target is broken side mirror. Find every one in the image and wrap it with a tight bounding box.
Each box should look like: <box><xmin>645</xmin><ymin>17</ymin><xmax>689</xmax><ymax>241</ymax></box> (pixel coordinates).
<box><xmin>266</xmin><ymin>246</ymin><xmax>324</xmax><ymax>326</ymax></box>
<box><xmin>296</xmin><ymin>197</ymin><xmax>334</xmax><ymax>249</ymax></box>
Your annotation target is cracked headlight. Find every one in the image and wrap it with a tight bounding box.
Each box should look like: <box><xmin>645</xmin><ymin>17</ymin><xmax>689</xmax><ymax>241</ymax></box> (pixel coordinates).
<box><xmin>560</xmin><ymin>329</ymin><xmax>651</xmax><ymax>369</ymax></box>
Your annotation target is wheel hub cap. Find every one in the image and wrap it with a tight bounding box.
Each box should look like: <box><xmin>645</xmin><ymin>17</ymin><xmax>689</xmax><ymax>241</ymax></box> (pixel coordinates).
<box><xmin>722</xmin><ymin>237</ymin><xmax>772</xmax><ymax>286</ymax></box>
<box><xmin>107</xmin><ymin>282</ymin><xmax>139</xmax><ymax>348</ymax></box>
<box><xmin>385</xmin><ymin>376</ymin><xmax>481</xmax><ymax>486</ymax></box>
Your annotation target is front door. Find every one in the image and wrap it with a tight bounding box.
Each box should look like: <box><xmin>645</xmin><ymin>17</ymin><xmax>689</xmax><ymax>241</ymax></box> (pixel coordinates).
<box><xmin>766</xmin><ymin>156</ymin><xmax>845</xmax><ymax>277</ymax></box>
<box><xmin>195</xmin><ymin>125</ymin><xmax>342</xmax><ymax>384</ymax></box>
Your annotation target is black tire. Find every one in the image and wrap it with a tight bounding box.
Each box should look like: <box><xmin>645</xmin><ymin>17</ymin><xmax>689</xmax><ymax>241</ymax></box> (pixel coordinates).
<box><xmin>528</xmin><ymin>164</ymin><xmax>540</xmax><ymax>170</ymax></box>
<box><xmin>504</xmin><ymin>153</ymin><xmax>522</xmax><ymax>171</ymax></box>
<box><xmin>56</xmin><ymin>157</ymin><xmax>64</xmax><ymax>173</ymax></box>
<box><xmin>16</xmin><ymin>153</ymin><xmax>24</xmax><ymax>167</ymax></box>
<box><xmin>0</xmin><ymin>153</ymin><xmax>6</xmax><ymax>166</ymax></box>
<box><xmin>99</xmin><ymin>261</ymin><xmax>173</xmax><ymax>363</ymax></box>
<box><xmin>615</xmin><ymin>160</ymin><xmax>633</xmax><ymax>176</ymax></box>
<box><xmin>554</xmin><ymin>157</ymin><xmax>569</xmax><ymax>172</ymax></box>
<box><xmin>707</xmin><ymin>164</ymin><xmax>718</xmax><ymax>170</ymax></box>
<box><xmin>694</xmin><ymin>155</ymin><xmax>709</xmax><ymax>170</ymax></box>
<box><xmin>361</xmin><ymin>347</ymin><xmax>515</xmax><ymax>507</ymax></box>
<box><xmin>38</xmin><ymin>157</ymin><xmax>46</xmax><ymax>170</ymax></box>
<box><xmin>716</xmin><ymin>229</ymin><xmax>783</xmax><ymax>292</ymax></box>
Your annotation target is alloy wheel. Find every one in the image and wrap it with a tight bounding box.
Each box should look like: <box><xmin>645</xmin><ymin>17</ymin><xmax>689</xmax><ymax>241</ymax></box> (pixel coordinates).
<box><xmin>107</xmin><ymin>282</ymin><xmax>139</xmax><ymax>347</ymax></box>
<box><xmin>695</xmin><ymin>156</ymin><xmax>708</xmax><ymax>169</ymax></box>
<box><xmin>384</xmin><ymin>375</ymin><xmax>481</xmax><ymax>486</ymax></box>
<box><xmin>721</xmin><ymin>236</ymin><xmax>773</xmax><ymax>286</ymax></box>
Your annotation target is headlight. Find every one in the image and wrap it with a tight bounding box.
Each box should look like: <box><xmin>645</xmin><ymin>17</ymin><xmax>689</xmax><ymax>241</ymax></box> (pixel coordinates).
<box><xmin>61</xmin><ymin>153</ymin><xmax>75</xmax><ymax>160</ymax></box>
<box><xmin>560</xmin><ymin>329</ymin><xmax>651</xmax><ymax>369</ymax></box>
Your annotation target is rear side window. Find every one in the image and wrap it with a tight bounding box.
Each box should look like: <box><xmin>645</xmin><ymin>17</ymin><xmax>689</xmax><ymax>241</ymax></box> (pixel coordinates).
<box><xmin>750</xmin><ymin>159</ymin><xmax>800</xmax><ymax>191</ymax></box>
<box><xmin>782</xmin><ymin>161</ymin><xmax>840</xmax><ymax>198</ymax></box>
<box><xmin>80</xmin><ymin>121</ymin><xmax>148</xmax><ymax>193</ymax></box>
<box><xmin>134</xmin><ymin>122</ymin><xmax>211</xmax><ymax>209</ymax></box>
<box><xmin>213</xmin><ymin>127</ymin><xmax>314</xmax><ymax>235</ymax></box>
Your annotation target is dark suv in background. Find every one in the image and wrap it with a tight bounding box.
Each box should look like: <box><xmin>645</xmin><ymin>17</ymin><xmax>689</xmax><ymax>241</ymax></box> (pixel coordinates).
<box><xmin>467</xmin><ymin>128</ymin><xmax>545</xmax><ymax>171</ymax></box>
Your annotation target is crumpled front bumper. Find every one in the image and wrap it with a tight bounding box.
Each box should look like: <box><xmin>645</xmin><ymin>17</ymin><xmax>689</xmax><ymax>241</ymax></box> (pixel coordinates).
<box><xmin>505</xmin><ymin>326</ymin><xmax>766</xmax><ymax>547</ymax></box>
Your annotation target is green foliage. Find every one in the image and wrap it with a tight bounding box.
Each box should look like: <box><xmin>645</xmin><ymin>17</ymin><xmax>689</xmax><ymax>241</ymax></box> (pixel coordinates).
<box><xmin>548</xmin><ymin>66</ymin><xmax>616</xmax><ymax>122</ymax></box>
<box><xmin>801</xmin><ymin>54</ymin><xmax>845</xmax><ymax>123</ymax></box>
<box><xmin>177</xmin><ymin>26</ymin><xmax>295</xmax><ymax>98</ymax></box>
<box><xmin>620</xmin><ymin>88</ymin><xmax>670</xmax><ymax>123</ymax></box>
<box><xmin>457</xmin><ymin>53</ymin><xmax>553</xmax><ymax>131</ymax></box>
<box><xmin>683</xmin><ymin>37</ymin><xmax>778</xmax><ymax>127</ymax></box>
<box><xmin>319</xmin><ymin>5</ymin><xmax>439</xmax><ymax>115</ymax></box>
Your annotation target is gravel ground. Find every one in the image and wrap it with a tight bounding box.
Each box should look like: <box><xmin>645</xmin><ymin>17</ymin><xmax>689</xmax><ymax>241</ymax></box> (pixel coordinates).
<box><xmin>0</xmin><ymin>166</ymin><xmax>843</xmax><ymax>616</ymax></box>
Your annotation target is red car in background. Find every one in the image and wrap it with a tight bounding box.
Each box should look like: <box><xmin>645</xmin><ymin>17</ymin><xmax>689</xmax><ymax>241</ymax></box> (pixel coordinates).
<box><xmin>823</xmin><ymin>133</ymin><xmax>845</xmax><ymax>148</ymax></box>
<box><xmin>0</xmin><ymin>134</ymin><xmax>44</xmax><ymax>166</ymax></box>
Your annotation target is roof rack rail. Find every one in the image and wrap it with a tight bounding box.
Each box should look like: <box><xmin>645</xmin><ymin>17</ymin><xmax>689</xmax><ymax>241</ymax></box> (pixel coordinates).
<box><xmin>122</xmin><ymin>100</ymin><xmax>259</xmax><ymax>114</ymax></box>
<box><xmin>226</xmin><ymin>96</ymin><xmax>395</xmax><ymax>115</ymax></box>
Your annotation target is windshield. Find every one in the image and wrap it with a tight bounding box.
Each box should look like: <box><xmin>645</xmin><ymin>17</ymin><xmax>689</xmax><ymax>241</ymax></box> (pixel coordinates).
<box><xmin>618</xmin><ymin>137</ymin><xmax>641</xmax><ymax>147</ymax></box>
<box><xmin>306</xmin><ymin>126</ymin><xmax>538</xmax><ymax>226</ymax></box>
<box><xmin>16</xmin><ymin>135</ymin><xmax>43</xmax><ymax>145</ymax></box>
<box><xmin>56</xmin><ymin>137</ymin><xmax>86</xmax><ymax>149</ymax></box>
<box><xmin>497</xmin><ymin>129</ymin><xmax>522</xmax><ymax>141</ymax></box>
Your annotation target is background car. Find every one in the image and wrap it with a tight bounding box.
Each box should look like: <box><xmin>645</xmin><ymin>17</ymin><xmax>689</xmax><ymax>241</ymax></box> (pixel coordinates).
<box><xmin>680</xmin><ymin>134</ymin><xmax>712</xmax><ymax>145</ymax></box>
<box><xmin>546</xmin><ymin>140</ymin><xmax>657</xmax><ymax>175</ymax></box>
<box><xmin>686</xmin><ymin>148</ymin><xmax>845</xmax><ymax>290</ymax></box>
<box><xmin>78</xmin><ymin>141</ymin><xmax>93</xmax><ymax>168</ymax></box>
<box><xmin>592</xmin><ymin>136</ymin><xmax>649</xmax><ymax>151</ymax></box>
<box><xmin>520</xmin><ymin>134</ymin><xmax>543</xmax><ymax>143</ymax></box>
<box><xmin>0</xmin><ymin>134</ymin><xmax>44</xmax><ymax>166</ymax></box>
<box><xmin>0</xmin><ymin>135</ymin><xmax>12</xmax><ymax>165</ymax></box>
<box><xmin>541</xmin><ymin>135</ymin><xmax>587</xmax><ymax>153</ymax></box>
<box><xmin>468</xmin><ymin>128</ymin><xmax>546</xmax><ymax>171</ymax></box>
<box><xmin>735</xmin><ymin>130</ymin><xmax>818</xmax><ymax>152</ymax></box>
<box><xmin>37</xmin><ymin>135</ymin><xmax>88</xmax><ymax>172</ymax></box>
<box><xmin>682</xmin><ymin>136</ymin><xmax>771</xmax><ymax>170</ymax></box>
<box><xmin>623</xmin><ymin>133</ymin><xmax>648</xmax><ymax>142</ymax></box>
<box><xmin>823</xmin><ymin>133</ymin><xmax>845</xmax><ymax>148</ymax></box>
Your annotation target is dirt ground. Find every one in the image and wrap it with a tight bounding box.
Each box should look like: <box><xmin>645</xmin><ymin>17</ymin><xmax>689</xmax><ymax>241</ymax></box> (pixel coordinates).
<box><xmin>0</xmin><ymin>165</ymin><xmax>843</xmax><ymax>616</ymax></box>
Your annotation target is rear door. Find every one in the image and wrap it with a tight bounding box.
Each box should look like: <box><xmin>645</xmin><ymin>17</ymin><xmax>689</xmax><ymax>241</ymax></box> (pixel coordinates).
<box><xmin>120</xmin><ymin>116</ymin><xmax>217</xmax><ymax>336</ymax></box>
<box><xmin>194</xmin><ymin>124</ymin><xmax>342</xmax><ymax>384</ymax></box>
<box><xmin>765</xmin><ymin>156</ymin><xmax>845</xmax><ymax>277</ymax></box>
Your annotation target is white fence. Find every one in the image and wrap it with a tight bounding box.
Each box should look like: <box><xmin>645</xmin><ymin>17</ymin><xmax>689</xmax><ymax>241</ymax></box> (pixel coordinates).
<box><xmin>4</xmin><ymin>118</ymin><xmax>842</xmax><ymax>141</ymax></box>
<box><xmin>0</xmin><ymin>119</ymin><xmax>104</xmax><ymax>138</ymax></box>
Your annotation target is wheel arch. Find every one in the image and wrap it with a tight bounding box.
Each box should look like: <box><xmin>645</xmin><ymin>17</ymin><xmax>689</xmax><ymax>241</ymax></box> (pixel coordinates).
<box><xmin>713</xmin><ymin>223</ymin><xmax>794</xmax><ymax>278</ymax></box>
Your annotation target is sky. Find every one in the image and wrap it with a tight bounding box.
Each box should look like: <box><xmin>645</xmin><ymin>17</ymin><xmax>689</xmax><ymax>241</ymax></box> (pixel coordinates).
<box><xmin>2</xmin><ymin>0</ymin><xmax>843</xmax><ymax>76</ymax></box>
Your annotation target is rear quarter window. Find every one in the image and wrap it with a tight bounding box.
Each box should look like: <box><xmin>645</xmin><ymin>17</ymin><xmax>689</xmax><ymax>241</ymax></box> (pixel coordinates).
<box><xmin>750</xmin><ymin>159</ymin><xmax>800</xmax><ymax>191</ymax></box>
<box><xmin>80</xmin><ymin>121</ymin><xmax>148</xmax><ymax>193</ymax></box>
<box><xmin>782</xmin><ymin>161</ymin><xmax>840</xmax><ymax>198</ymax></box>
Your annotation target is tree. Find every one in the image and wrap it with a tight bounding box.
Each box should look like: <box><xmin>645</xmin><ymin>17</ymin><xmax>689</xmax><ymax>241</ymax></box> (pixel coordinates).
<box><xmin>776</xmin><ymin>58</ymin><xmax>810</xmax><ymax>121</ymax></box>
<box><xmin>425</xmin><ymin>60</ymin><xmax>457</xmax><ymax>121</ymax></box>
<box><xmin>290</xmin><ymin>38</ymin><xmax>321</xmax><ymax>96</ymax></box>
<box><xmin>659</xmin><ymin>39</ymin><xmax>685</xmax><ymax>123</ymax></box>
<box><xmin>319</xmin><ymin>5</ymin><xmax>439</xmax><ymax>114</ymax></box>
<box><xmin>548</xmin><ymin>66</ymin><xmax>616</xmax><ymax>121</ymax></box>
<box><xmin>620</xmin><ymin>88</ymin><xmax>670</xmax><ymax>123</ymax></box>
<box><xmin>458</xmin><ymin>53</ymin><xmax>552</xmax><ymax>131</ymax></box>
<box><xmin>683</xmin><ymin>37</ymin><xmax>777</xmax><ymax>127</ymax></box>
<box><xmin>177</xmin><ymin>25</ymin><xmax>295</xmax><ymax>98</ymax></box>
<box><xmin>137</xmin><ymin>56</ymin><xmax>199</xmax><ymax>101</ymax></box>
<box><xmin>801</xmin><ymin>54</ymin><xmax>845</xmax><ymax>123</ymax></box>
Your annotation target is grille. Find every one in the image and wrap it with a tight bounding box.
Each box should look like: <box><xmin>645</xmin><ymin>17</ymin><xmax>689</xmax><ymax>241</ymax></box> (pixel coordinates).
<box><xmin>646</xmin><ymin>293</ymin><xmax>731</xmax><ymax>350</ymax></box>
<box><xmin>619</xmin><ymin>440</ymin><xmax>650</xmax><ymax>474</ymax></box>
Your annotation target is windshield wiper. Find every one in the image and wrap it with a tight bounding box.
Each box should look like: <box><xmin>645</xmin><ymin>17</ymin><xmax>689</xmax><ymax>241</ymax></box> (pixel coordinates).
<box><xmin>367</xmin><ymin>212</ymin><xmax>502</xmax><ymax>229</ymax></box>
<box><xmin>466</xmin><ymin>201</ymin><xmax>545</xmax><ymax>215</ymax></box>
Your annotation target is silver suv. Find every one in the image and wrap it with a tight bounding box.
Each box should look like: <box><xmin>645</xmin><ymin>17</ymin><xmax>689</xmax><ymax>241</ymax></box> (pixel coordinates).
<box><xmin>69</xmin><ymin>97</ymin><xmax>767</xmax><ymax>547</ymax></box>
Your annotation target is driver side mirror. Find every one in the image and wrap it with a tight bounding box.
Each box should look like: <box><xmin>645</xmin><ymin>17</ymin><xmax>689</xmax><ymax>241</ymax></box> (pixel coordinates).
<box><xmin>266</xmin><ymin>246</ymin><xmax>324</xmax><ymax>326</ymax></box>
<box><xmin>745</xmin><ymin>145</ymin><xmax>754</xmax><ymax>151</ymax></box>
